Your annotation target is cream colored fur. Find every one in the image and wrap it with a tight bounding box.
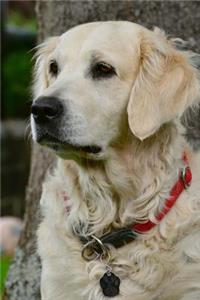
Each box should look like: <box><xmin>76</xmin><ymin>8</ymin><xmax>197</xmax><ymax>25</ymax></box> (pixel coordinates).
<box><xmin>32</xmin><ymin>22</ymin><xmax>200</xmax><ymax>300</ymax></box>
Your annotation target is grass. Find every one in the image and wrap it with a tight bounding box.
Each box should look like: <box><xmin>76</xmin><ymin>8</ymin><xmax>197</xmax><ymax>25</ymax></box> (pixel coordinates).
<box><xmin>0</xmin><ymin>256</ymin><xmax>11</xmax><ymax>296</ymax></box>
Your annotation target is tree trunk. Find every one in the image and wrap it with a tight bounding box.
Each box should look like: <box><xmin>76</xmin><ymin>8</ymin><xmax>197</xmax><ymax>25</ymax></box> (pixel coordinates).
<box><xmin>5</xmin><ymin>1</ymin><xmax>200</xmax><ymax>299</ymax></box>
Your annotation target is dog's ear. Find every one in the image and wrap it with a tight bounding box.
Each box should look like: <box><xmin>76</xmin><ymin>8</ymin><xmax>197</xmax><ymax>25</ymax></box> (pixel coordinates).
<box><xmin>127</xmin><ymin>28</ymin><xmax>200</xmax><ymax>140</ymax></box>
<box><xmin>32</xmin><ymin>37</ymin><xmax>59</xmax><ymax>98</ymax></box>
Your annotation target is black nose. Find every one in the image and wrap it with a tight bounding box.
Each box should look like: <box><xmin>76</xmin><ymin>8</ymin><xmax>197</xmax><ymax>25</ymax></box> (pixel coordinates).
<box><xmin>31</xmin><ymin>97</ymin><xmax>64</xmax><ymax>124</ymax></box>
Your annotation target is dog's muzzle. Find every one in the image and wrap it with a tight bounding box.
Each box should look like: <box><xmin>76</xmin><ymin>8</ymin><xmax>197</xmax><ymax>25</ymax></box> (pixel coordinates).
<box><xmin>31</xmin><ymin>96</ymin><xmax>102</xmax><ymax>155</ymax></box>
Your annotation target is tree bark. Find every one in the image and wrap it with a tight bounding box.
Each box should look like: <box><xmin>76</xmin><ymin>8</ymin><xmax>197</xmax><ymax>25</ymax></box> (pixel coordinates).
<box><xmin>5</xmin><ymin>1</ymin><xmax>200</xmax><ymax>299</ymax></box>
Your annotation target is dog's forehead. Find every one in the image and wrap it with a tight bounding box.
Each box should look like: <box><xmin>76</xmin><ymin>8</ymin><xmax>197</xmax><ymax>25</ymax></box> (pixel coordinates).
<box><xmin>57</xmin><ymin>21</ymin><xmax>141</xmax><ymax>58</ymax></box>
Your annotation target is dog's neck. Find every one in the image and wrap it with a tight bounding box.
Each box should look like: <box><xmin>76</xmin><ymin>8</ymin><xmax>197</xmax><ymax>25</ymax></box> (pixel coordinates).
<box><xmin>61</xmin><ymin>123</ymin><xmax>185</xmax><ymax>237</ymax></box>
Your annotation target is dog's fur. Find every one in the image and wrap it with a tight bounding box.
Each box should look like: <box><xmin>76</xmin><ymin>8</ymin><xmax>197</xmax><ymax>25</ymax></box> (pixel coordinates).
<box><xmin>31</xmin><ymin>22</ymin><xmax>200</xmax><ymax>300</ymax></box>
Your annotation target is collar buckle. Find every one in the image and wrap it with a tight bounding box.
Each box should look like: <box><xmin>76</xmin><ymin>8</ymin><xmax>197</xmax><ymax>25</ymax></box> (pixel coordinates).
<box><xmin>181</xmin><ymin>166</ymin><xmax>191</xmax><ymax>189</ymax></box>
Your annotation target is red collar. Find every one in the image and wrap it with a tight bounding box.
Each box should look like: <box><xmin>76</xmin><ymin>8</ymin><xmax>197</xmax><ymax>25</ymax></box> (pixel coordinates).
<box><xmin>80</xmin><ymin>152</ymin><xmax>192</xmax><ymax>258</ymax></box>
<box><xmin>132</xmin><ymin>152</ymin><xmax>192</xmax><ymax>233</ymax></box>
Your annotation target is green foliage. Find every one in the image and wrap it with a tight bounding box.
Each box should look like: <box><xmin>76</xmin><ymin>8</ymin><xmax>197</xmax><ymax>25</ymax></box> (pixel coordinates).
<box><xmin>3</xmin><ymin>50</ymin><xmax>33</xmax><ymax>118</ymax></box>
<box><xmin>8</xmin><ymin>10</ymin><xmax>37</xmax><ymax>31</ymax></box>
<box><xmin>0</xmin><ymin>256</ymin><xmax>11</xmax><ymax>295</ymax></box>
<box><xmin>2</xmin><ymin>8</ymin><xmax>36</xmax><ymax>119</ymax></box>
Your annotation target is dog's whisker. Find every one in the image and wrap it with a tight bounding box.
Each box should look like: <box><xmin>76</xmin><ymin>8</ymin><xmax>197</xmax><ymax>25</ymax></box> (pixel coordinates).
<box><xmin>24</xmin><ymin>118</ymin><xmax>32</xmax><ymax>143</ymax></box>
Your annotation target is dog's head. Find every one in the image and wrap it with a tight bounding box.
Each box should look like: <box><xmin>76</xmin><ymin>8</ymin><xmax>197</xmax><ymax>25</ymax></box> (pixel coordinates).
<box><xmin>31</xmin><ymin>22</ymin><xmax>200</xmax><ymax>159</ymax></box>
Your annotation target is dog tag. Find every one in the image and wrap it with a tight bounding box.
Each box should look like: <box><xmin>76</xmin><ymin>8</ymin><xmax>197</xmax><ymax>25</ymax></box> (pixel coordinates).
<box><xmin>100</xmin><ymin>271</ymin><xmax>120</xmax><ymax>297</ymax></box>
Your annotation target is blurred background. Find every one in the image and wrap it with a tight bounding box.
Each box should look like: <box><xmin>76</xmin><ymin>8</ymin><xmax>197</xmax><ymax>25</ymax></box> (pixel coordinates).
<box><xmin>1</xmin><ymin>0</ymin><xmax>36</xmax><ymax>294</ymax></box>
<box><xmin>1</xmin><ymin>0</ymin><xmax>36</xmax><ymax>217</ymax></box>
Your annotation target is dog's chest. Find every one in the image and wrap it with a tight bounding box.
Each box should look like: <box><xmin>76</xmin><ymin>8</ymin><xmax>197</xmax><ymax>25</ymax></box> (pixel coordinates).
<box><xmin>38</xmin><ymin>208</ymin><xmax>180</xmax><ymax>300</ymax></box>
<box><xmin>38</xmin><ymin>165</ymin><xmax>200</xmax><ymax>300</ymax></box>
<box><xmin>39</xmin><ymin>215</ymin><xmax>189</xmax><ymax>300</ymax></box>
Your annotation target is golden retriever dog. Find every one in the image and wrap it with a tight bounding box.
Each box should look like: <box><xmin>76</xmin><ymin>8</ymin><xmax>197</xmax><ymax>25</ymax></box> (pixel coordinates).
<box><xmin>31</xmin><ymin>22</ymin><xmax>200</xmax><ymax>300</ymax></box>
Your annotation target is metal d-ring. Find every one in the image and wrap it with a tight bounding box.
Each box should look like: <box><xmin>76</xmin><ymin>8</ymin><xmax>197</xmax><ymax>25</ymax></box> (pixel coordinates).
<box><xmin>81</xmin><ymin>235</ymin><xmax>109</xmax><ymax>262</ymax></box>
<box><xmin>181</xmin><ymin>166</ymin><xmax>190</xmax><ymax>189</ymax></box>
<box><xmin>81</xmin><ymin>240</ymin><xmax>99</xmax><ymax>261</ymax></box>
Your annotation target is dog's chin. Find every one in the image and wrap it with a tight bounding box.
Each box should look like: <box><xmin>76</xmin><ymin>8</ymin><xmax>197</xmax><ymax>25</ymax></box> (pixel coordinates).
<box><xmin>36</xmin><ymin>134</ymin><xmax>103</xmax><ymax>160</ymax></box>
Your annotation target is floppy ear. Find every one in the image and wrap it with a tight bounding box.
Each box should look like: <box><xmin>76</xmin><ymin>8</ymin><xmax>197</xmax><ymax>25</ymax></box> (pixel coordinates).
<box><xmin>127</xmin><ymin>28</ymin><xmax>200</xmax><ymax>140</ymax></box>
<box><xmin>32</xmin><ymin>37</ymin><xmax>59</xmax><ymax>98</ymax></box>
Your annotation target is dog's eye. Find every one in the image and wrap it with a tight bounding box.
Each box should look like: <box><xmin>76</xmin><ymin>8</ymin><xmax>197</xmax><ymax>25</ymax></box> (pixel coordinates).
<box><xmin>49</xmin><ymin>60</ymin><xmax>58</xmax><ymax>76</ymax></box>
<box><xmin>91</xmin><ymin>62</ymin><xmax>116</xmax><ymax>79</ymax></box>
